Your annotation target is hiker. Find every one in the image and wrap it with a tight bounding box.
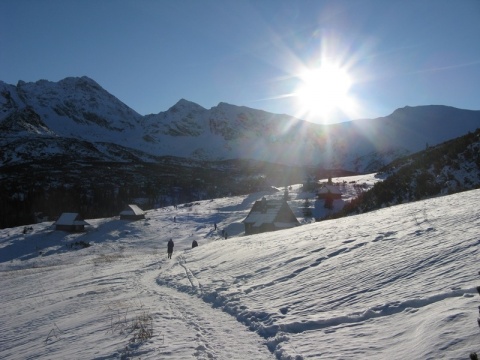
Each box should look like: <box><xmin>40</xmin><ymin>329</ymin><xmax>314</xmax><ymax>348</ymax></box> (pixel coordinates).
<box><xmin>224</xmin><ymin>231</ymin><xmax>228</xmax><ymax>240</ymax></box>
<box><xmin>167</xmin><ymin>238</ymin><xmax>174</xmax><ymax>259</ymax></box>
<box><xmin>214</xmin><ymin>223</ymin><xmax>217</xmax><ymax>230</ymax></box>
<box><xmin>192</xmin><ymin>239</ymin><xmax>198</xmax><ymax>248</ymax></box>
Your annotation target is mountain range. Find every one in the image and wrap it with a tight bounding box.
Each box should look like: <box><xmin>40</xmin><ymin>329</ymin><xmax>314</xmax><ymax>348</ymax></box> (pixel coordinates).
<box><xmin>1</xmin><ymin>76</ymin><xmax>480</xmax><ymax>229</ymax></box>
<box><xmin>2</xmin><ymin>76</ymin><xmax>480</xmax><ymax>173</ymax></box>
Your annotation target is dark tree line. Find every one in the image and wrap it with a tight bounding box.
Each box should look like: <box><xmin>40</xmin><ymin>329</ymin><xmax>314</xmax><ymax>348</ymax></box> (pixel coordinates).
<box><xmin>0</xmin><ymin>157</ymin><xmax>312</xmax><ymax>229</ymax></box>
<box><xmin>0</xmin><ymin>167</ymin><xmax>277</xmax><ymax>229</ymax></box>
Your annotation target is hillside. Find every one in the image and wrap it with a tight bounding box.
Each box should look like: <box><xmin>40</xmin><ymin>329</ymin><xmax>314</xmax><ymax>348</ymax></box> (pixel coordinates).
<box><xmin>1</xmin><ymin>179</ymin><xmax>478</xmax><ymax>359</ymax></box>
<box><xmin>339</xmin><ymin>128</ymin><xmax>480</xmax><ymax>216</ymax></box>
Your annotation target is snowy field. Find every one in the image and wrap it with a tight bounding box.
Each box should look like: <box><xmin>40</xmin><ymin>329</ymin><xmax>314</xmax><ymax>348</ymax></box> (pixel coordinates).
<box><xmin>1</xmin><ymin>174</ymin><xmax>479</xmax><ymax>359</ymax></box>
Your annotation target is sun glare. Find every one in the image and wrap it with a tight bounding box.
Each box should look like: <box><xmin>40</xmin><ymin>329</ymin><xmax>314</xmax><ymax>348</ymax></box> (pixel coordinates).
<box><xmin>294</xmin><ymin>62</ymin><xmax>353</xmax><ymax>120</ymax></box>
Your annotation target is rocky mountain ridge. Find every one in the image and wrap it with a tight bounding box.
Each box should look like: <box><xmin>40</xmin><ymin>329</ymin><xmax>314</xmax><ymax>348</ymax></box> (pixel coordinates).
<box><xmin>2</xmin><ymin>76</ymin><xmax>480</xmax><ymax>172</ymax></box>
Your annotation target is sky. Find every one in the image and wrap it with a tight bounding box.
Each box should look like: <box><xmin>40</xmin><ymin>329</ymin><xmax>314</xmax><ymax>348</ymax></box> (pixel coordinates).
<box><xmin>1</xmin><ymin>174</ymin><xmax>479</xmax><ymax>359</ymax></box>
<box><xmin>1</xmin><ymin>0</ymin><xmax>480</xmax><ymax>124</ymax></box>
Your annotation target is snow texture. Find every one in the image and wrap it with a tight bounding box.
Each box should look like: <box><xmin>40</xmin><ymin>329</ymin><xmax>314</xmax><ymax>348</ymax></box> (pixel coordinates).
<box><xmin>0</xmin><ymin>174</ymin><xmax>479</xmax><ymax>359</ymax></box>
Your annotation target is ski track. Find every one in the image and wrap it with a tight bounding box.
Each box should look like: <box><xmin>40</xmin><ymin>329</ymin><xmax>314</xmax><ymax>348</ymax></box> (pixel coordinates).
<box><xmin>142</xmin><ymin>254</ymin><xmax>275</xmax><ymax>360</ymax></box>
<box><xmin>0</xmin><ymin>250</ymin><xmax>274</xmax><ymax>359</ymax></box>
<box><xmin>2</xmin><ymin>186</ymin><xmax>479</xmax><ymax>360</ymax></box>
<box><xmin>156</xmin><ymin>201</ymin><xmax>479</xmax><ymax>356</ymax></box>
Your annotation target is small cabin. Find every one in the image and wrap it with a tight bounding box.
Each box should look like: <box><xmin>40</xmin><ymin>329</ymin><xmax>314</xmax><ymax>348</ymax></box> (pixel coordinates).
<box><xmin>119</xmin><ymin>204</ymin><xmax>145</xmax><ymax>220</ymax></box>
<box><xmin>317</xmin><ymin>185</ymin><xmax>342</xmax><ymax>200</ymax></box>
<box><xmin>243</xmin><ymin>197</ymin><xmax>299</xmax><ymax>235</ymax></box>
<box><xmin>54</xmin><ymin>213</ymin><xmax>89</xmax><ymax>232</ymax></box>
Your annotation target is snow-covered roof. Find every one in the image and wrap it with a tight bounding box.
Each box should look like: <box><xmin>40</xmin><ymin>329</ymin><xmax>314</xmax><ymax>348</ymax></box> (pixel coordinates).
<box><xmin>54</xmin><ymin>213</ymin><xmax>89</xmax><ymax>226</ymax></box>
<box><xmin>243</xmin><ymin>198</ymin><xmax>298</xmax><ymax>228</ymax></box>
<box><xmin>120</xmin><ymin>204</ymin><xmax>145</xmax><ymax>216</ymax></box>
<box><xmin>244</xmin><ymin>206</ymin><xmax>279</xmax><ymax>227</ymax></box>
<box><xmin>318</xmin><ymin>184</ymin><xmax>342</xmax><ymax>195</ymax></box>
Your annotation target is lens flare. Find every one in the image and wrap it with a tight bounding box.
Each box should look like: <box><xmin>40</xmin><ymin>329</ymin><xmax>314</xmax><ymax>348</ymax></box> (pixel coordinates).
<box><xmin>294</xmin><ymin>61</ymin><xmax>353</xmax><ymax>121</ymax></box>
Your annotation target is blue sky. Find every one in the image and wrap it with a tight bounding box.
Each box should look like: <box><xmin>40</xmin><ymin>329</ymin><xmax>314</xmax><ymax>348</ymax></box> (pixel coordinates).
<box><xmin>1</xmin><ymin>0</ymin><xmax>479</xmax><ymax>123</ymax></box>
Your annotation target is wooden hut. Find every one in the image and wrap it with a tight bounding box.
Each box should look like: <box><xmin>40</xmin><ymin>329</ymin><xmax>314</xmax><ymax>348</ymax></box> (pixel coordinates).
<box><xmin>119</xmin><ymin>204</ymin><xmax>145</xmax><ymax>220</ymax></box>
<box><xmin>317</xmin><ymin>184</ymin><xmax>343</xmax><ymax>200</ymax></box>
<box><xmin>243</xmin><ymin>197</ymin><xmax>299</xmax><ymax>235</ymax></box>
<box><xmin>54</xmin><ymin>213</ymin><xmax>89</xmax><ymax>232</ymax></box>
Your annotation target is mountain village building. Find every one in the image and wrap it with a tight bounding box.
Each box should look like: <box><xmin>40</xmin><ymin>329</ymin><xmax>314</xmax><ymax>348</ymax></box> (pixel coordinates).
<box><xmin>54</xmin><ymin>213</ymin><xmax>89</xmax><ymax>232</ymax></box>
<box><xmin>317</xmin><ymin>184</ymin><xmax>343</xmax><ymax>200</ymax></box>
<box><xmin>243</xmin><ymin>197</ymin><xmax>299</xmax><ymax>235</ymax></box>
<box><xmin>119</xmin><ymin>204</ymin><xmax>145</xmax><ymax>220</ymax></box>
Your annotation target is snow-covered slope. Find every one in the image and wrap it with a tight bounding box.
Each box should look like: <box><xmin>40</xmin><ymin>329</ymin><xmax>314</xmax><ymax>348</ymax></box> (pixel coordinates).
<box><xmin>1</xmin><ymin>77</ymin><xmax>479</xmax><ymax>171</ymax></box>
<box><xmin>1</xmin><ymin>175</ymin><xmax>478</xmax><ymax>359</ymax></box>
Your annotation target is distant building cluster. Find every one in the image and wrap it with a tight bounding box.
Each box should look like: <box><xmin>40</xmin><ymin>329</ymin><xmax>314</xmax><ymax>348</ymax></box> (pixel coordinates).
<box><xmin>54</xmin><ymin>204</ymin><xmax>145</xmax><ymax>232</ymax></box>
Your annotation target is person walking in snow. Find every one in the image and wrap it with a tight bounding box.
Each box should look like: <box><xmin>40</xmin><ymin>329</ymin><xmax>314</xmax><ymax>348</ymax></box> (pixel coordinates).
<box><xmin>192</xmin><ymin>239</ymin><xmax>198</xmax><ymax>249</ymax></box>
<box><xmin>167</xmin><ymin>238</ymin><xmax>174</xmax><ymax>259</ymax></box>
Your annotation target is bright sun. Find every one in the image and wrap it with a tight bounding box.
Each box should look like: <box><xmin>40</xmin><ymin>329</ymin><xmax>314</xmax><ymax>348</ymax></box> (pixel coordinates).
<box><xmin>294</xmin><ymin>62</ymin><xmax>352</xmax><ymax>119</ymax></box>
